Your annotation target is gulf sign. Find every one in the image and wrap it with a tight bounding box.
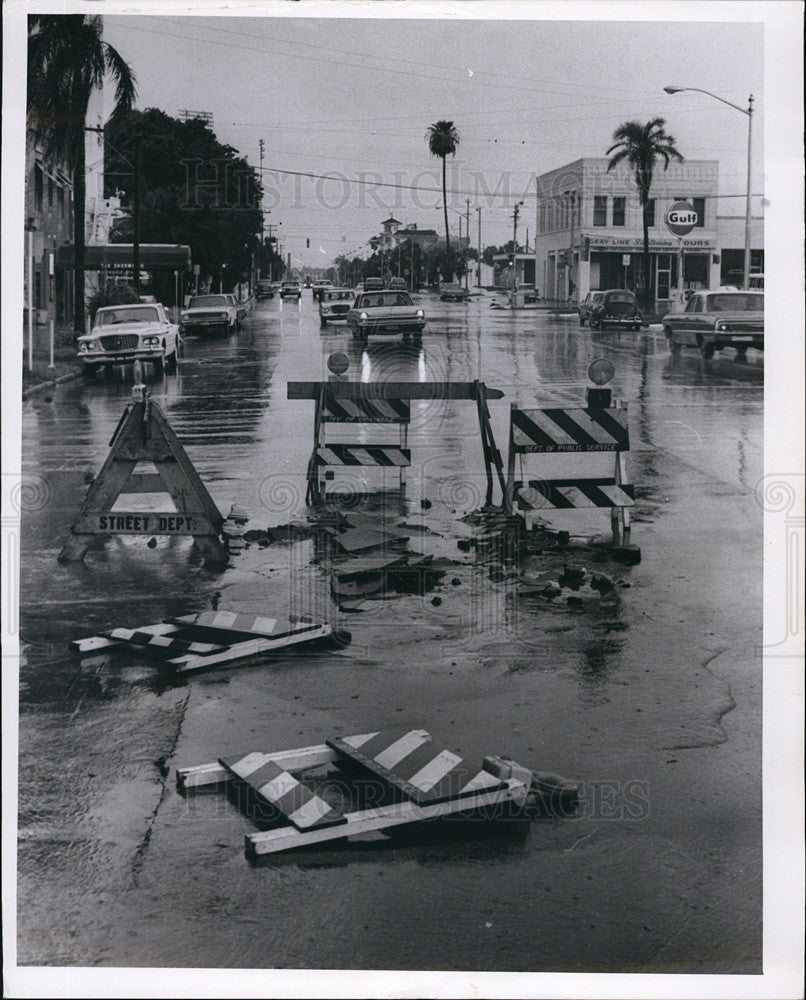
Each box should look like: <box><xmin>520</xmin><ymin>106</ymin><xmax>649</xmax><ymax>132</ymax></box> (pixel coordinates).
<box><xmin>665</xmin><ymin>201</ymin><xmax>698</xmax><ymax>237</ymax></box>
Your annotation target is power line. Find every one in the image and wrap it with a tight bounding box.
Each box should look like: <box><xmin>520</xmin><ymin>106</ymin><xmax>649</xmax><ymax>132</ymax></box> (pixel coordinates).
<box><xmin>112</xmin><ymin>19</ymin><xmax>678</xmax><ymax>101</ymax></box>
<box><xmin>260</xmin><ymin>163</ymin><xmax>762</xmax><ymax>202</ymax></box>
<box><xmin>155</xmin><ymin>15</ymin><xmax>658</xmax><ymax>98</ymax></box>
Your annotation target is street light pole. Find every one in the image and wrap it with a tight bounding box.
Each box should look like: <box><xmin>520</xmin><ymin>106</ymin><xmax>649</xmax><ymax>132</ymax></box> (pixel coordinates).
<box><xmin>664</xmin><ymin>85</ymin><xmax>755</xmax><ymax>288</ymax></box>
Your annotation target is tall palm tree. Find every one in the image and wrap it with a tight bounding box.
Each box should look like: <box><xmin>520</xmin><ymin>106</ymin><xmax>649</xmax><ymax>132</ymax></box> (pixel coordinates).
<box><xmin>426</xmin><ymin>121</ymin><xmax>460</xmax><ymax>281</ymax></box>
<box><xmin>606</xmin><ymin>118</ymin><xmax>683</xmax><ymax>309</ymax></box>
<box><xmin>28</xmin><ymin>15</ymin><xmax>136</xmax><ymax>334</ymax></box>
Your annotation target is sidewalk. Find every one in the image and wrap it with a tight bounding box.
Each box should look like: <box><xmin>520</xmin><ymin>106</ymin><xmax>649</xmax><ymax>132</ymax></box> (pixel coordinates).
<box><xmin>22</xmin><ymin>323</ymin><xmax>82</xmax><ymax>398</ymax></box>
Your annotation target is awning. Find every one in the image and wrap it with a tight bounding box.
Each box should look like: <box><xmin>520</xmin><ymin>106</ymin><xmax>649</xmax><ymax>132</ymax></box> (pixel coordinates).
<box><xmin>55</xmin><ymin>244</ymin><xmax>192</xmax><ymax>270</ymax></box>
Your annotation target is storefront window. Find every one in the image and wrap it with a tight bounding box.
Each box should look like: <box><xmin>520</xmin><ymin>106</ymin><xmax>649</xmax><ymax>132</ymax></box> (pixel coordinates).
<box><xmin>593</xmin><ymin>196</ymin><xmax>607</xmax><ymax>227</ymax></box>
<box><xmin>612</xmin><ymin>197</ymin><xmax>626</xmax><ymax>227</ymax></box>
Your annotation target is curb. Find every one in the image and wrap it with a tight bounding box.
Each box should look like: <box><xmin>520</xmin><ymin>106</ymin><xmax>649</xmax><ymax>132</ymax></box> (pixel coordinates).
<box><xmin>22</xmin><ymin>369</ymin><xmax>83</xmax><ymax>400</ymax></box>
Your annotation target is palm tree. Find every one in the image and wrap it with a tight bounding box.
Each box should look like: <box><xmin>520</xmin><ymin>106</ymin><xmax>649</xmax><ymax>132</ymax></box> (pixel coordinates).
<box><xmin>606</xmin><ymin>118</ymin><xmax>683</xmax><ymax>309</ymax></box>
<box><xmin>426</xmin><ymin>121</ymin><xmax>460</xmax><ymax>281</ymax></box>
<box><xmin>28</xmin><ymin>15</ymin><xmax>136</xmax><ymax>334</ymax></box>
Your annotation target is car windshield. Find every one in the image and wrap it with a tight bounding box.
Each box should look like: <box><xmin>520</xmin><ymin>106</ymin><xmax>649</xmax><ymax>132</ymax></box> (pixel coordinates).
<box><xmin>706</xmin><ymin>294</ymin><xmax>764</xmax><ymax>312</ymax></box>
<box><xmin>283</xmin><ymin>283</ymin><xmax>298</xmax><ymax>288</ymax></box>
<box><xmin>188</xmin><ymin>296</ymin><xmax>227</xmax><ymax>307</ymax></box>
<box><xmin>96</xmin><ymin>306</ymin><xmax>158</xmax><ymax>325</ymax></box>
<box><xmin>606</xmin><ymin>292</ymin><xmax>635</xmax><ymax>304</ymax></box>
<box><xmin>357</xmin><ymin>293</ymin><xmax>413</xmax><ymax>308</ymax></box>
<box><xmin>326</xmin><ymin>291</ymin><xmax>353</xmax><ymax>301</ymax></box>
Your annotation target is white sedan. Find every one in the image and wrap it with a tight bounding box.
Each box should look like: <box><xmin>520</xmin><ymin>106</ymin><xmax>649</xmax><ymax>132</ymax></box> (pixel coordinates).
<box><xmin>77</xmin><ymin>302</ymin><xmax>180</xmax><ymax>376</ymax></box>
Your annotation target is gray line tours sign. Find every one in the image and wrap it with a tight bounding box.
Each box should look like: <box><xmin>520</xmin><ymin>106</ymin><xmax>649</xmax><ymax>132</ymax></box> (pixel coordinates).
<box><xmin>587</xmin><ymin>234</ymin><xmax>713</xmax><ymax>252</ymax></box>
<box><xmin>665</xmin><ymin>200</ymin><xmax>698</xmax><ymax>237</ymax></box>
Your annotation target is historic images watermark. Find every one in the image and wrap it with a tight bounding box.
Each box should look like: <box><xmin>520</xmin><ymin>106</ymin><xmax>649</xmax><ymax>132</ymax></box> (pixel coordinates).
<box><xmin>179</xmin><ymin>775</ymin><xmax>651</xmax><ymax>823</ymax></box>
<box><xmin>755</xmin><ymin>472</ymin><xmax>805</xmax><ymax>658</ymax></box>
<box><xmin>179</xmin><ymin>159</ymin><xmax>646</xmax><ymax>216</ymax></box>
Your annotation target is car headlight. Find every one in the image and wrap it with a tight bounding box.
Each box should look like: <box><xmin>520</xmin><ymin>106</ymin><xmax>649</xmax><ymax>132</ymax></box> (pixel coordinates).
<box><xmin>715</xmin><ymin>322</ymin><xmax>730</xmax><ymax>332</ymax></box>
<box><xmin>359</xmin><ymin>312</ymin><xmax>368</xmax><ymax>321</ymax></box>
<box><xmin>79</xmin><ymin>341</ymin><xmax>95</xmax><ymax>353</ymax></box>
<box><xmin>143</xmin><ymin>336</ymin><xmax>160</xmax><ymax>346</ymax></box>
<box><xmin>220</xmin><ymin>312</ymin><xmax>229</xmax><ymax>320</ymax></box>
<box><xmin>416</xmin><ymin>309</ymin><xmax>424</xmax><ymax>318</ymax></box>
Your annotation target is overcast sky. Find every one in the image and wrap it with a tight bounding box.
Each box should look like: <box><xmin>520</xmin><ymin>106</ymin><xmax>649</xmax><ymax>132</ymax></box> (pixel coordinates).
<box><xmin>101</xmin><ymin>13</ymin><xmax>764</xmax><ymax>269</ymax></box>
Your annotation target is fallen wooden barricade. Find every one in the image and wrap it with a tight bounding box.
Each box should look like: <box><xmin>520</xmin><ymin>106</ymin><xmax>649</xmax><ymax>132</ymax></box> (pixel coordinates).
<box><xmin>177</xmin><ymin>728</ymin><xmax>579</xmax><ymax>856</ymax></box>
<box><xmin>72</xmin><ymin>612</ymin><xmax>349</xmax><ymax>677</ymax></box>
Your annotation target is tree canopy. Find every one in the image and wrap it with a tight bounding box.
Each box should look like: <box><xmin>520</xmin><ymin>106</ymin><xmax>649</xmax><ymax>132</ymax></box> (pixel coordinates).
<box><xmin>28</xmin><ymin>14</ymin><xmax>136</xmax><ymax>170</ymax></box>
<box><xmin>427</xmin><ymin>120</ymin><xmax>461</xmax><ymax>281</ymax></box>
<box><xmin>605</xmin><ymin>118</ymin><xmax>683</xmax><ymax>204</ymax></box>
<box><xmin>105</xmin><ymin>107</ymin><xmax>263</xmax><ymax>289</ymax></box>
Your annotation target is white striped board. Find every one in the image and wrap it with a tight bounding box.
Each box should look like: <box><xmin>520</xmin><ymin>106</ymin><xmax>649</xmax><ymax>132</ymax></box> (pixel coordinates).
<box><xmin>517</xmin><ymin>479</ymin><xmax>635</xmax><ymax>510</ymax></box>
<box><xmin>71</xmin><ymin>621</ymin><xmax>187</xmax><ymax>654</ymax></box>
<box><xmin>104</xmin><ymin>627</ymin><xmax>225</xmax><ymax>656</ymax></box>
<box><xmin>168</xmin><ymin>612</ymin><xmax>324</xmax><ymax>643</ymax></box>
<box><xmin>177</xmin><ymin>737</ymin><xmax>380</xmax><ymax>791</ymax></box>
<box><xmin>327</xmin><ymin>729</ymin><xmax>508</xmax><ymax>805</ymax></box>
<box><xmin>512</xmin><ymin>406</ymin><xmax>629</xmax><ymax>453</ymax></box>
<box><xmin>246</xmin><ymin>776</ymin><xmax>529</xmax><ymax>855</ymax></box>
<box><xmin>315</xmin><ymin>444</ymin><xmax>410</xmax><ymax>467</ymax></box>
<box><xmin>220</xmin><ymin>753</ymin><xmax>346</xmax><ymax>830</ymax></box>
<box><xmin>168</xmin><ymin>624</ymin><xmax>335</xmax><ymax>675</ymax></box>
<box><xmin>321</xmin><ymin>397</ymin><xmax>410</xmax><ymax>424</ymax></box>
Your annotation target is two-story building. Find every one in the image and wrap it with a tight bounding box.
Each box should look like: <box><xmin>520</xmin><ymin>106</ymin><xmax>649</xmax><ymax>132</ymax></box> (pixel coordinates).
<box><xmin>532</xmin><ymin>157</ymin><xmax>764</xmax><ymax>309</ymax></box>
<box><xmin>24</xmin><ymin>138</ymin><xmax>75</xmax><ymax>333</ymax></box>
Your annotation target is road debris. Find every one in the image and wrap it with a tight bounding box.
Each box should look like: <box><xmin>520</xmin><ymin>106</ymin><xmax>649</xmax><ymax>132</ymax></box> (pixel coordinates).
<box><xmin>177</xmin><ymin>728</ymin><xmax>579</xmax><ymax>856</ymax></box>
<box><xmin>71</xmin><ymin>612</ymin><xmax>350</xmax><ymax>676</ymax></box>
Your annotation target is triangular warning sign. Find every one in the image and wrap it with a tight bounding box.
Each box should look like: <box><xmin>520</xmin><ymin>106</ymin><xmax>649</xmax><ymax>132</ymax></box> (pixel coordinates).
<box><xmin>59</xmin><ymin>398</ymin><xmax>228</xmax><ymax>565</ymax></box>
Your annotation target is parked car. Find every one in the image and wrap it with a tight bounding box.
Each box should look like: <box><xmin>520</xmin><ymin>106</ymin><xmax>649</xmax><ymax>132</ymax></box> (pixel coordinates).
<box><xmin>319</xmin><ymin>288</ymin><xmax>356</xmax><ymax>326</ymax></box>
<box><xmin>181</xmin><ymin>294</ymin><xmax>238</xmax><ymax>336</ymax></box>
<box><xmin>346</xmin><ymin>291</ymin><xmax>426</xmax><ymax>342</ymax></box>
<box><xmin>255</xmin><ymin>279</ymin><xmax>274</xmax><ymax>300</ymax></box>
<box><xmin>439</xmin><ymin>282</ymin><xmax>470</xmax><ymax>302</ymax></box>
<box><xmin>362</xmin><ymin>277</ymin><xmax>385</xmax><ymax>292</ymax></box>
<box><xmin>311</xmin><ymin>280</ymin><xmax>333</xmax><ymax>302</ymax></box>
<box><xmin>387</xmin><ymin>277</ymin><xmax>408</xmax><ymax>292</ymax></box>
<box><xmin>589</xmin><ymin>289</ymin><xmax>643</xmax><ymax>331</ymax></box>
<box><xmin>78</xmin><ymin>302</ymin><xmax>179</xmax><ymax>376</ymax></box>
<box><xmin>662</xmin><ymin>289</ymin><xmax>764</xmax><ymax>359</ymax></box>
<box><xmin>280</xmin><ymin>281</ymin><xmax>302</xmax><ymax>299</ymax></box>
<box><xmin>578</xmin><ymin>290</ymin><xmax>605</xmax><ymax>326</ymax></box>
<box><xmin>225</xmin><ymin>294</ymin><xmax>247</xmax><ymax>328</ymax></box>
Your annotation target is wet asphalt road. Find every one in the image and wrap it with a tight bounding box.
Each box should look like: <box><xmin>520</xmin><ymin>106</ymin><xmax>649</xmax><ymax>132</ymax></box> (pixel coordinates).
<box><xmin>17</xmin><ymin>290</ymin><xmax>762</xmax><ymax>972</ymax></box>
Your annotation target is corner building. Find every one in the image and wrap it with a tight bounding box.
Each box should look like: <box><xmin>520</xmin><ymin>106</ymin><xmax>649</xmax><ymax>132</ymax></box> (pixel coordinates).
<box><xmin>532</xmin><ymin>157</ymin><xmax>762</xmax><ymax>309</ymax></box>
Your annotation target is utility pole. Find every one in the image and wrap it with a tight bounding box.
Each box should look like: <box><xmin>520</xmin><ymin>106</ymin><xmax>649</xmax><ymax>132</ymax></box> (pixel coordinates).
<box><xmin>464</xmin><ymin>198</ymin><xmax>471</xmax><ymax>289</ymax></box>
<box><xmin>477</xmin><ymin>206</ymin><xmax>482</xmax><ymax>288</ymax></box>
<box><xmin>511</xmin><ymin>200</ymin><xmax>523</xmax><ymax>308</ymax></box>
<box><xmin>258</xmin><ymin>139</ymin><xmax>265</xmax><ymax>280</ymax></box>
<box><xmin>565</xmin><ymin>190</ymin><xmax>576</xmax><ymax>302</ymax></box>
<box><xmin>132</xmin><ymin>130</ymin><xmax>141</xmax><ymax>295</ymax></box>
